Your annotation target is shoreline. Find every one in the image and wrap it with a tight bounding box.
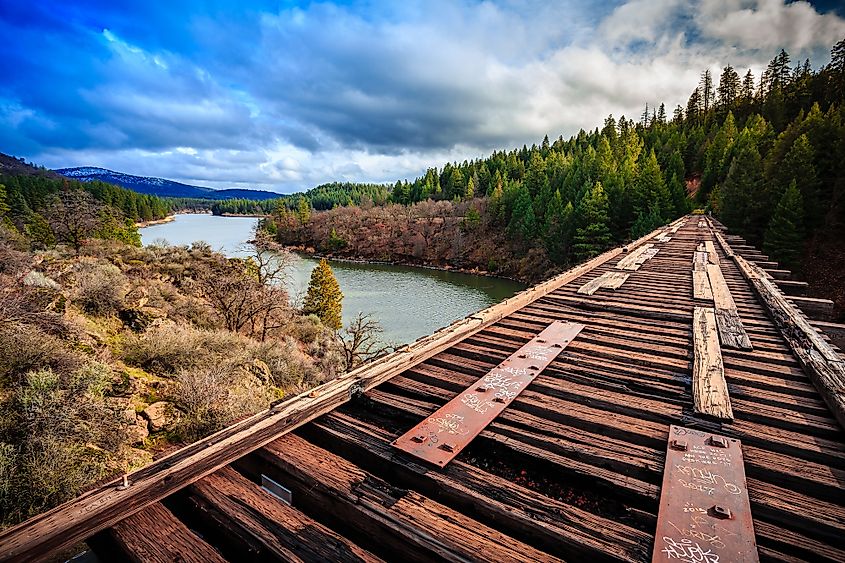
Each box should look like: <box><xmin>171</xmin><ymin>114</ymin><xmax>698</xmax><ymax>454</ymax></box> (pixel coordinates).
<box><xmin>135</xmin><ymin>215</ymin><xmax>175</xmax><ymax>228</ymax></box>
<box><xmin>271</xmin><ymin>243</ymin><xmax>532</xmax><ymax>285</ymax></box>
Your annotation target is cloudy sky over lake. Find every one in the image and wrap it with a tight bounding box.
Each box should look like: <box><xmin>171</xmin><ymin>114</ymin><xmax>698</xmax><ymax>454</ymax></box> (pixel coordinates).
<box><xmin>2</xmin><ymin>1</ymin><xmax>844</xmax><ymax>193</ymax></box>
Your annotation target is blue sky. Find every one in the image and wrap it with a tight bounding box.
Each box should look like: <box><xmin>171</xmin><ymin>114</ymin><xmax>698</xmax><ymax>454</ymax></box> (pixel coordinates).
<box><xmin>1</xmin><ymin>1</ymin><xmax>844</xmax><ymax>193</ymax></box>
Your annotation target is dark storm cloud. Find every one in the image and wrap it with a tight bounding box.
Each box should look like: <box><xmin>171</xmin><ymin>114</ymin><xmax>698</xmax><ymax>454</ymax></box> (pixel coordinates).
<box><xmin>1</xmin><ymin>1</ymin><xmax>843</xmax><ymax>191</ymax></box>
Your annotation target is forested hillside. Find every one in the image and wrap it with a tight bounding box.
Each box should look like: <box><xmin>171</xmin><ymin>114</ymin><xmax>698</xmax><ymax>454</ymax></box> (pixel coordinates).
<box><xmin>264</xmin><ymin>41</ymin><xmax>845</xmax><ymax>311</ymax></box>
<box><xmin>1</xmin><ymin>169</ymin><xmax>172</xmax><ymax>248</ymax></box>
<box><xmin>210</xmin><ymin>181</ymin><xmax>391</xmax><ymax>216</ymax></box>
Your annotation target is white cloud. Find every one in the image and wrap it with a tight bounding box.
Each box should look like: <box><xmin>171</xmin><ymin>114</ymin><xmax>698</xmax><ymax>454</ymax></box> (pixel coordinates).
<box><xmin>12</xmin><ymin>1</ymin><xmax>845</xmax><ymax>192</ymax></box>
<box><xmin>695</xmin><ymin>0</ymin><xmax>845</xmax><ymax>51</ymax></box>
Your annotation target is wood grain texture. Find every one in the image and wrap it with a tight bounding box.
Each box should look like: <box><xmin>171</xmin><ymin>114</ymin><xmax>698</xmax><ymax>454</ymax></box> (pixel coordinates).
<box><xmin>250</xmin><ymin>434</ymin><xmax>564</xmax><ymax>563</ymax></box>
<box><xmin>182</xmin><ymin>466</ymin><xmax>381</xmax><ymax>562</ymax></box>
<box><xmin>693</xmin><ymin>306</ymin><xmax>734</xmax><ymax>420</ymax></box>
<box><xmin>733</xmin><ymin>254</ymin><xmax>845</xmax><ymax>431</ymax></box>
<box><xmin>577</xmin><ymin>271</ymin><xmax>630</xmax><ymax>295</ymax></box>
<box><xmin>705</xmin><ymin>240</ymin><xmax>720</xmax><ymax>265</ymax></box>
<box><xmin>616</xmin><ymin>243</ymin><xmax>660</xmax><ymax>271</ymax></box>
<box><xmin>706</xmin><ymin>262</ymin><xmax>752</xmax><ymax>349</ymax></box>
<box><xmin>693</xmin><ymin>270</ymin><xmax>713</xmax><ymax>300</ymax></box>
<box><xmin>92</xmin><ymin>503</ymin><xmax>226</xmax><ymax>563</ymax></box>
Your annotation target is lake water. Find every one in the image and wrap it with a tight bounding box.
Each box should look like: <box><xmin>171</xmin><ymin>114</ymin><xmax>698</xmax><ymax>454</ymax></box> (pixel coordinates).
<box><xmin>140</xmin><ymin>213</ymin><xmax>525</xmax><ymax>345</ymax></box>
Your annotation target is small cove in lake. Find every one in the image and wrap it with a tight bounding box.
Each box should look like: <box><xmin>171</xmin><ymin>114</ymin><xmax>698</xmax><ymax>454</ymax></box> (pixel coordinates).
<box><xmin>140</xmin><ymin>213</ymin><xmax>525</xmax><ymax>345</ymax></box>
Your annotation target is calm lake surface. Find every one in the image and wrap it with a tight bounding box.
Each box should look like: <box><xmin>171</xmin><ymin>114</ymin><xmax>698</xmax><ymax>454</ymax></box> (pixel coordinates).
<box><xmin>140</xmin><ymin>213</ymin><xmax>525</xmax><ymax>344</ymax></box>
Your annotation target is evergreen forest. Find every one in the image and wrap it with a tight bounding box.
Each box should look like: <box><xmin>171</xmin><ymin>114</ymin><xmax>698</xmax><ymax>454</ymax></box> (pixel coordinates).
<box><xmin>263</xmin><ymin>41</ymin><xmax>845</xmax><ymax>293</ymax></box>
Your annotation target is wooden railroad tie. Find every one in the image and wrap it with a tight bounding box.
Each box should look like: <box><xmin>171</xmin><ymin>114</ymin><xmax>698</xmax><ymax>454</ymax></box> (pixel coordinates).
<box><xmin>652</xmin><ymin>425</ymin><xmax>758</xmax><ymax>563</ymax></box>
<box><xmin>692</xmin><ymin>306</ymin><xmax>733</xmax><ymax>420</ymax></box>
<box><xmin>392</xmin><ymin>320</ymin><xmax>585</xmax><ymax>466</ymax></box>
<box><xmin>696</xmin><ymin>240</ymin><xmax>752</xmax><ymax>350</ymax></box>
<box><xmin>616</xmin><ymin>243</ymin><xmax>660</xmax><ymax>271</ymax></box>
<box><xmin>692</xmin><ymin>249</ymin><xmax>713</xmax><ymax>301</ymax></box>
<box><xmin>577</xmin><ymin>271</ymin><xmax>630</xmax><ymax>295</ymax></box>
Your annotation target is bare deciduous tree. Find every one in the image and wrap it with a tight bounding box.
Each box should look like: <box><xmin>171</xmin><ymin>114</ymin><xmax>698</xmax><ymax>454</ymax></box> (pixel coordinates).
<box><xmin>44</xmin><ymin>190</ymin><xmax>102</xmax><ymax>251</ymax></box>
<box><xmin>338</xmin><ymin>313</ymin><xmax>394</xmax><ymax>371</ymax></box>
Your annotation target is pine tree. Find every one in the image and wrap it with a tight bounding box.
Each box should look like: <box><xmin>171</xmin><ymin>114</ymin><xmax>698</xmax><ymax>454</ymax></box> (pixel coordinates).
<box><xmin>507</xmin><ymin>186</ymin><xmax>538</xmax><ymax>241</ymax></box>
<box><xmin>573</xmin><ymin>182</ymin><xmax>613</xmax><ymax>260</ymax></box>
<box><xmin>303</xmin><ymin>259</ymin><xmax>343</xmax><ymax>330</ymax></box>
<box><xmin>0</xmin><ymin>184</ymin><xmax>9</xmax><ymax>218</ymax></box>
<box><xmin>717</xmin><ymin>65</ymin><xmax>741</xmax><ymax>112</ymax></box>
<box><xmin>770</xmin><ymin>134</ymin><xmax>819</xmax><ymax>228</ymax></box>
<box><xmin>632</xmin><ymin>149</ymin><xmax>671</xmax><ymax>219</ymax></box>
<box><xmin>763</xmin><ymin>181</ymin><xmax>805</xmax><ymax>271</ymax></box>
<box><xmin>630</xmin><ymin>205</ymin><xmax>663</xmax><ymax>239</ymax></box>
<box><xmin>700</xmin><ymin>70</ymin><xmax>714</xmax><ymax>113</ymax></box>
<box><xmin>543</xmin><ymin>192</ymin><xmax>574</xmax><ymax>264</ymax></box>
<box><xmin>719</xmin><ymin>140</ymin><xmax>768</xmax><ymax>243</ymax></box>
<box><xmin>296</xmin><ymin>197</ymin><xmax>312</xmax><ymax>224</ymax></box>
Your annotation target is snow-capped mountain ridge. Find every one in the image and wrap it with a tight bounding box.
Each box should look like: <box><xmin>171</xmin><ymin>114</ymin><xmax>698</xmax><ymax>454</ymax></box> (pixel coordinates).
<box><xmin>55</xmin><ymin>166</ymin><xmax>281</xmax><ymax>200</ymax></box>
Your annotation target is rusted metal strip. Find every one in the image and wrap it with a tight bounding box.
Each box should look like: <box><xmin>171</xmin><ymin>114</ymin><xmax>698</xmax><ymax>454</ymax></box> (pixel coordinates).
<box><xmin>652</xmin><ymin>425</ymin><xmax>758</xmax><ymax>563</ymax></box>
<box><xmin>392</xmin><ymin>320</ymin><xmax>584</xmax><ymax>467</ymax></box>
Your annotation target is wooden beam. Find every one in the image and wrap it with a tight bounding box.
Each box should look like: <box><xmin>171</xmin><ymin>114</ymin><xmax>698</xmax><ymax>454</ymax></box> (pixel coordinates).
<box><xmin>733</xmin><ymin>254</ymin><xmax>845</xmax><ymax>431</ymax></box>
<box><xmin>788</xmin><ymin>296</ymin><xmax>835</xmax><ymax>321</ymax></box>
<box><xmin>706</xmin><ymin>262</ymin><xmax>752</xmax><ymax>349</ymax></box>
<box><xmin>692</xmin><ymin>307</ymin><xmax>734</xmax><ymax>420</ymax></box>
<box><xmin>88</xmin><ymin>503</ymin><xmax>226</xmax><ymax>563</ymax></box>
<box><xmin>246</xmin><ymin>434</ymin><xmax>563</xmax><ymax>563</ymax></box>
<box><xmin>616</xmin><ymin>243</ymin><xmax>659</xmax><ymax>271</ymax></box>
<box><xmin>705</xmin><ymin>240</ymin><xmax>720</xmax><ymax>265</ymax></box>
<box><xmin>180</xmin><ymin>467</ymin><xmax>380</xmax><ymax>562</ymax></box>
<box><xmin>577</xmin><ymin>271</ymin><xmax>630</xmax><ymax>295</ymax></box>
<box><xmin>0</xmin><ymin>221</ymin><xmax>673</xmax><ymax>563</ymax></box>
<box><xmin>304</xmin><ymin>411</ymin><xmax>653</xmax><ymax>561</ymax></box>
<box><xmin>774</xmin><ymin>279</ymin><xmax>808</xmax><ymax>296</ymax></box>
<box><xmin>693</xmin><ymin>270</ymin><xmax>713</xmax><ymax>301</ymax></box>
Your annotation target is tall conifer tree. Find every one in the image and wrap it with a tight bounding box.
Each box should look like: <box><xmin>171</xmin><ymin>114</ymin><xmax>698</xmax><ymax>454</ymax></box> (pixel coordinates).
<box><xmin>303</xmin><ymin>259</ymin><xmax>343</xmax><ymax>330</ymax></box>
<box><xmin>764</xmin><ymin>181</ymin><xmax>805</xmax><ymax>271</ymax></box>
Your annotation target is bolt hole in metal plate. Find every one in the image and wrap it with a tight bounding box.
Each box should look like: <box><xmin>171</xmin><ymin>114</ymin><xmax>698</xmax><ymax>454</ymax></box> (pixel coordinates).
<box><xmin>652</xmin><ymin>425</ymin><xmax>758</xmax><ymax>563</ymax></box>
<box><xmin>391</xmin><ymin>321</ymin><xmax>584</xmax><ymax>467</ymax></box>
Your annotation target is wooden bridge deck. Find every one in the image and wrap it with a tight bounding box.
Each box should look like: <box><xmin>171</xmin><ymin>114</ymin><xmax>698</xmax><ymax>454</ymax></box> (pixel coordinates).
<box><xmin>3</xmin><ymin>216</ymin><xmax>844</xmax><ymax>562</ymax></box>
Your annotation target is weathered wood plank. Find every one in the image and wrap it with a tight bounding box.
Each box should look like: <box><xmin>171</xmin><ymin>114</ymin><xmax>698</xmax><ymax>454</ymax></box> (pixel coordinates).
<box><xmin>713</xmin><ymin>230</ymin><xmax>734</xmax><ymax>259</ymax></box>
<box><xmin>247</xmin><ymin>434</ymin><xmax>563</xmax><ymax>563</ymax></box>
<box><xmin>706</xmin><ymin>262</ymin><xmax>752</xmax><ymax>349</ymax></box>
<box><xmin>706</xmin><ymin>263</ymin><xmax>737</xmax><ymax>310</ymax></box>
<box><xmin>692</xmin><ymin>307</ymin><xmax>733</xmax><ymax>420</ymax></box>
<box><xmin>692</xmin><ymin>270</ymin><xmax>713</xmax><ymax>301</ymax></box>
<box><xmin>705</xmin><ymin>240</ymin><xmax>720</xmax><ymax>265</ymax></box>
<box><xmin>577</xmin><ymin>271</ymin><xmax>630</xmax><ymax>295</ymax></box>
<box><xmin>89</xmin><ymin>503</ymin><xmax>226</xmax><ymax>563</ymax></box>
<box><xmin>616</xmin><ymin>243</ymin><xmax>660</xmax><ymax>271</ymax></box>
<box><xmin>305</xmin><ymin>411</ymin><xmax>653</xmax><ymax>561</ymax></box>
<box><xmin>0</xmin><ymin>223</ymin><xmax>671</xmax><ymax>563</ymax></box>
<box><xmin>716</xmin><ymin>308</ymin><xmax>754</xmax><ymax>350</ymax></box>
<box><xmin>182</xmin><ymin>466</ymin><xmax>381</xmax><ymax>562</ymax></box>
<box><xmin>788</xmin><ymin>296</ymin><xmax>835</xmax><ymax>321</ymax></box>
<box><xmin>732</xmin><ymin>254</ymin><xmax>845</xmax><ymax>431</ymax></box>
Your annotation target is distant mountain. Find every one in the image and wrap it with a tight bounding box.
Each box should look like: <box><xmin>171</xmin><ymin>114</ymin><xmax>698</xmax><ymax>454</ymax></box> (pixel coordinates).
<box><xmin>55</xmin><ymin>166</ymin><xmax>282</xmax><ymax>200</ymax></box>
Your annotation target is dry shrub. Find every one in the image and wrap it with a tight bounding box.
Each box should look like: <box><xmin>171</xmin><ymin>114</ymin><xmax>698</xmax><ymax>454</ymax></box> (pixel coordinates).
<box><xmin>70</xmin><ymin>259</ymin><xmax>127</xmax><ymax>315</ymax></box>
<box><xmin>171</xmin><ymin>363</ymin><xmax>274</xmax><ymax>442</ymax></box>
<box><xmin>0</xmin><ymin>364</ymin><xmax>125</xmax><ymax>527</ymax></box>
<box><xmin>121</xmin><ymin>323</ymin><xmax>248</xmax><ymax>375</ymax></box>
<box><xmin>0</xmin><ymin>323</ymin><xmax>82</xmax><ymax>384</ymax></box>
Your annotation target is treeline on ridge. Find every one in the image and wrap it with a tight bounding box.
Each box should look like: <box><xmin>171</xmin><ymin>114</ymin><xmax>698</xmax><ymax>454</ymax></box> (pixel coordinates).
<box><xmin>262</xmin><ymin>41</ymin><xmax>845</xmax><ymax>288</ymax></box>
<box><xmin>1</xmin><ymin>173</ymin><xmax>172</xmax><ymax>247</ymax></box>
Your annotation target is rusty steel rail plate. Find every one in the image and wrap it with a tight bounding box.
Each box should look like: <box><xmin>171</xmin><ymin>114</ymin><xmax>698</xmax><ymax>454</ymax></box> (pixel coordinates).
<box><xmin>391</xmin><ymin>320</ymin><xmax>584</xmax><ymax>467</ymax></box>
<box><xmin>652</xmin><ymin>425</ymin><xmax>759</xmax><ymax>563</ymax></box>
